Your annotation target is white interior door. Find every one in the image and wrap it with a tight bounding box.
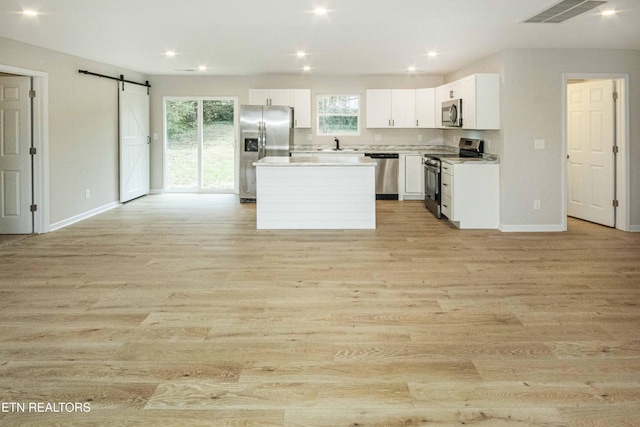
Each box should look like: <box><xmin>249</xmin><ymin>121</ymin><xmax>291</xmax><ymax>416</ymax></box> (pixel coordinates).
<box><xmin>119</xmin><ymin>82</ymin><xmax>150</xmax><ymax>203</ymax></box>
<box><xmin>0</xmin><ymin>76</ymin><xmax>32</xmax><ymax>234</ymax></box>
<box><xmin>567</xmin><ymin>80</ymin><xmax>615</xmax><ymax>226</ymax></box>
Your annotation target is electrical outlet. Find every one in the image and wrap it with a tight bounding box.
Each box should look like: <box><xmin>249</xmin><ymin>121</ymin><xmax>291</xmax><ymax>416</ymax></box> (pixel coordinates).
<box><xmin>533</xmin><ymin>200</ymin><xmax>541</xmax><ymax>210</ymax></box>
<box><xmin>307</xmin><ymin>133</ymin><xmax>312</xmax><ymax>141</ymax></box>
<box><xmin>417</xmin><ymin>134</ymin><xmax>423</xmax><ymax>141</ymax></box>
<box><xmin>485</xmin><ymin>139</ymin><xmax>490</xmax><ymax>149</ymax></box>
<box><xmin>374</xmin><ymin>134</ymin><xmax>382</xmax><ymax>141</ymax></box>
<box><xmin>85</xmin><ymin>189</ymin><xmax>91</xmax><ymax>199</ymax></box>
<box><xmin>534</xmin><ymin>139</ymin><xmax>545</xmax><ymax>149</ymax></box>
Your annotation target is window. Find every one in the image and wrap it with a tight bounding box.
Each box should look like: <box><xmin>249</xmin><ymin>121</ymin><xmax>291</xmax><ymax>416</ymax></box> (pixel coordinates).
<box><xmin>316</xmin><ymin>94</ymin><xmax>360</xmax><ymax>136</ymax></box>
<box><xmin>164</xmin><ymin>97</ymin><xmax>237</xmax><ymax>192</ymax></box>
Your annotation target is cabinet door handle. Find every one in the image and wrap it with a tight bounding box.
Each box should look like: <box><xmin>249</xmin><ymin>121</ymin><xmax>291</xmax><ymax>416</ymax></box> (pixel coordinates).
<box><xmin>443</xmin><ymin>204</ymin><xmax>448</xmax><ymax>208</ymax></box>
<box><xmin>442</xmin><ymin>183</ymin><xmax>448</xmax><ymax>187</ymax></box>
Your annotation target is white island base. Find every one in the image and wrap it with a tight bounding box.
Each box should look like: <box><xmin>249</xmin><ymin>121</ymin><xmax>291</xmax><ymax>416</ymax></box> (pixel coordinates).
<box><xmin>254</xmin><ymin>156</ymin><xmax>377</xmax><ymax>229</ymax></box>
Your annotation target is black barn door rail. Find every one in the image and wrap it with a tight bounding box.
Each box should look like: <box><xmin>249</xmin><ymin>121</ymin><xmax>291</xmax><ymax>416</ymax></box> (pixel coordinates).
<box><xmin>78</xmin><ymin>70</ymin><xmax>150</xmax><ymax>93</ymax></box>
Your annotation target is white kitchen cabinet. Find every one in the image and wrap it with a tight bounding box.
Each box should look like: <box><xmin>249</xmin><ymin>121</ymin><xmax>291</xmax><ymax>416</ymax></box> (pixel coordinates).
<box><xmin>441</xmin><ymin>160</ymin><xmax>499</xmax><ymax>229</ymax></box>
<box><xmin>435</xmin><ymin>73</ymin><xmax>500</xmax><ymax>130</ymax></box>
<box><xmin>366</xmin><ymin>90</ymin><xmax>392</xmax><ymax>128</ymax></box>
<box><xmin>249</xmin><ymin>89</ymin><xmax>291</xmax><ymax>106</ymax></box>
<box><xmin>460</xmin><ymin>74</ymin><xmax>500</xmax><ymax>130</ymax></box>
<box><xmin>399</xmin><ymin>153</ymin><xmax>424</xmax><ymax>200</ymax></box>
<box><xmin>249</xmin><ymin>89</ymin><xmax>312</xmax><ymax>128</ymax></box>
<box><xmin>249</xmin><ymin>89</ymin><xmax>271</xmax><ymax>106</ymax></box>
<box><xmin>415</xmin><ymin>88</ymin><xmax>435</xmax><ymax>128</ymax></box>
<box><xmin>365</xmin><ymin>89</ymin><xmax>416</xmax><ymax>128</ymax></box>
<box><xmin>292</xmin><ymin>89</ymin><xmax>311</xmax><ymax>128</ymax></box>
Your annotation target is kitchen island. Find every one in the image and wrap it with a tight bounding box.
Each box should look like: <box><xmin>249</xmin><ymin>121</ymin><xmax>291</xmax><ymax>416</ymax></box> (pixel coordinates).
<box><xmin>253</xmin><ymin>156</ymin><xmax>377</xmax><ymax>229</ymax></box>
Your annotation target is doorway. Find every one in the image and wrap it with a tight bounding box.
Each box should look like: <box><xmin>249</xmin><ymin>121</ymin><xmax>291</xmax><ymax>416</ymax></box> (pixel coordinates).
<box><xmin>0</xmin><ymin>75</ymin><xmax>32</xmax><ymax>234</ymax></box>
<box><xmin>0</xmin><ymin>64</ymin><xmax>48</xmax><ymax>234</ymax></box>
<box><xmin>563</xmin><ymin>74</ymin><xmax>629</xmax><ymax>231</ymax></box>
<box><xmin>163</xmin><ymin>97</ymin><xmax>238</xmax><ymax>193</ymax></box>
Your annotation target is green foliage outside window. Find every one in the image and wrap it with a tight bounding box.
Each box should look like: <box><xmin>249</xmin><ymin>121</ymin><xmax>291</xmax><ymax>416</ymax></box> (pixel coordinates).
<box><xmin>317</xmin><ymin>94</ymin><xmax>360</xmax><ymax>135</ymax></box>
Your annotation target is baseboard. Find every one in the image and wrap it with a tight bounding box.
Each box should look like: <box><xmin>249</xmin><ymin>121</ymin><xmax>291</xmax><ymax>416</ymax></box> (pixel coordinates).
<box><xmin>499</xmin><ymin>224</ymin><xmax>565</xmax><ymax>232</ymax></box>
<box><xmin>629</xmin><ymin>225</ymin><xmax>640</xmax><ymax>232</ymax></box>
<box><xmin>49</xmin><ymin>201</ymin><xmax>120</xmax><ymax>232</ymax></box>
<box><xmin>149</xmin><ymin>188</ymin><xmax>164</xmax><ymax>195</ymax></box>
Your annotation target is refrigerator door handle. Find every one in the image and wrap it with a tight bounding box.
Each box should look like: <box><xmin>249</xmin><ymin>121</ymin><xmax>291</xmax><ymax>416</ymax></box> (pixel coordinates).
<box><xmin>262</xmin><ymin>122</ymin><xmax>266</xmax><ymax>158</ymax></box>
<box><xmin>258</xmin><ymin>121</ymin><xmax>264</xmax><ymax>159</ymax></box>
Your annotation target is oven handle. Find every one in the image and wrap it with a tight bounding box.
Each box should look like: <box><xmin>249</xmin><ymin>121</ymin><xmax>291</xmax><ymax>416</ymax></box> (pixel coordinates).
<box><xmin>423</xmin><ymin>163</ymin><xmax>439</xmax><ymax>173</ymax></box>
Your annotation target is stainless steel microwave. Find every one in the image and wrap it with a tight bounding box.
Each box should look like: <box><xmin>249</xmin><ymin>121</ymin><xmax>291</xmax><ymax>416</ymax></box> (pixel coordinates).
<box><xmin>442</xmin><ymin>98</ymin><xmax>462</xmax><ymax>127</ymax></box>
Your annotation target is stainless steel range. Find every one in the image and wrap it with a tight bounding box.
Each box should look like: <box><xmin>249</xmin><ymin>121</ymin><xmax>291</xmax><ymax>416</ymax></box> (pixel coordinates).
<box><xmin>423</xmin><ymin>138</ymin><xmax>484</xmax><ymax>218</ymax></box>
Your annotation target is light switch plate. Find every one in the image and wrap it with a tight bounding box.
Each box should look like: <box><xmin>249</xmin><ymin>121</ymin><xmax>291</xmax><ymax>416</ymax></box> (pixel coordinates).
<box><xmin>534</xmin><ymin>139</ymin><xmax>545</xmax><ymax>149</ymax></box>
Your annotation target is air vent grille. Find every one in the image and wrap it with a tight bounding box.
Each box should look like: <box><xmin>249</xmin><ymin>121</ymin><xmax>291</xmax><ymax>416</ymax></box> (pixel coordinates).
<box><xmin>523</xmin><ymin>0</ymin><xmax>607</xmax><ymax>23</ymax></box>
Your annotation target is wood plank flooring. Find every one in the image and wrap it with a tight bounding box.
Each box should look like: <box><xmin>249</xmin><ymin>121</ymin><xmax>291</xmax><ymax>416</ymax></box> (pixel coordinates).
<box><xmin>1</xmin><ymin>194</ymin><xmax>639</xmax><ymax>426</ymax></box>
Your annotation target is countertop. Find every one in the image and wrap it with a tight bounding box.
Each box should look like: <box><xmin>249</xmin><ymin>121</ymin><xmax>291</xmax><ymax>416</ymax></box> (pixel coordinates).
<box><xmin>442</xmin><ymin>155</ymin><xmax>500</xmax><ymax>165</ymax></box>
<box><xmin>254</xmin><ymin>155</ymin><xmax>377</xmax><ymax>167</ymax></box>
<box><xmin>291</xmin><ymin>145</ymin><xmax>459</xmax><ymax>155</ymax></box>
<box><xmin>291</xmin><ymin>145</ymin><xmax>500</xmax><ymax>163</ymax></box>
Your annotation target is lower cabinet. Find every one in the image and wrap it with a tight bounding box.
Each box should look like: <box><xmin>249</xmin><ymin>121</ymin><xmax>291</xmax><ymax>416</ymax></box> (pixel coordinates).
<box><xmin>441</xmin><ymin>160</ymin><xmax>499</xmax><ymax>229</ymax></box>
<box><xmin>399</xmin><ymin>153</ymin><xmax>424</xmax><ymax>201</ymax></box>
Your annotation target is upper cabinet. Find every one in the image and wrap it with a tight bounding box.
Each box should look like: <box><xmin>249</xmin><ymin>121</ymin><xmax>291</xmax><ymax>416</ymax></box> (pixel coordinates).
<box><xmin>365</xmin><ymin>74</ymin><xmax>499</xmax><ymax>130</ymax></box>
<box><xmin>249</xmin><ymin>89</ymin><xmax>311</xmax><ymax>128</ymax></box>
<box><xmin>291</xmin><ymin>89</ymin><xmax>312</xmax><ymax>128</ymax></box>
<box><xmin>435</xmin><ymin>74</ymin><xmax>500</xmax><ymax>130</ymax></box>
<box><xmin>366</xmin><ymin>89</ymin><xmax>416</xmax><ymax>128</ymax></box>
<box><xmin>459</xmin><ymin>74</ymin><xmax>500</xmax><ymax>130</ymax></box>
<box><xmin>415</xmin><ymin>88</ymin><xmax>435</xmax><ymax>128</ymax></box>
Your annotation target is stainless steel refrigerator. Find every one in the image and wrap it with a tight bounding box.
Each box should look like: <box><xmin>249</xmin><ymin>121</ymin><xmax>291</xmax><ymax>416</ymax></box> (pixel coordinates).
<box><xmin>239</xmin><ymin>105</ymin><xmax>293</xmax><ymax>202</ymax></box>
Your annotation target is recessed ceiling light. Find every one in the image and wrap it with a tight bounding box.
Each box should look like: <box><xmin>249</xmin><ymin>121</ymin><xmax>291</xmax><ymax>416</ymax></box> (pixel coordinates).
<box><xmin>22</xmin><ymin>9</ymin><xmax>39</xmax><ymax>16</ymax></box>
<box><xmin>303</xmin><ymin>66</ymin><xmax>312</xmax><ymax>72</ymax></box>
<box><xmin>296</xmin><ymin>51</ymin><xmax>307</xmax><ymax>58</ymax></box>
<box><xmin>427</xmin><ymin>51</ymin><xmax>438</xmax><ymax>58</ymax></box>
<box><xmin>165</xmin><ymin>51</ymin><xmax>176</xmax><ymax>57</ymax></box>
<box><xmin>313</xmin><ymin>7</ymin><xmax>328</xmax><ymax>15</ymax></box>
<box><xmin>601</xmin><ymin>9</ymin><xmax>616</xmax><ymax>16</ymax></box>
<box><xmin>198</xmin><ymin>65</ymin><xmax>207</xmax><ymax>71</ymax></box>
<box><xmin>407</xmin><ymin>66</ymin><xmax>417</xmax><ymax>72</ymax></box>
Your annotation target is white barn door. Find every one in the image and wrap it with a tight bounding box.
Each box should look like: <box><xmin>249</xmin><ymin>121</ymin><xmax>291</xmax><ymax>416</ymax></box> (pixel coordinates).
<box><xmin>0</xmin><ymin>76</ymin><xmax>32</xmax><ymax>234</ymax></box>
<box><xmin>567</xmin><ymin>80</ymin><xmax>615</xmax><ymax>227</ymax></box>
<box><xmin>119</xmin><ymin>82</ymin><xmax>150</xmax><ymax>203</ymax></box>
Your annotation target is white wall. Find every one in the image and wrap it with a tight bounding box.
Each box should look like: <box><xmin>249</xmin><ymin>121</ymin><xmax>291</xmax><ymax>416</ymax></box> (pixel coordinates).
<box><xmin>0</xmin><ymin>36</ymin><xmax>148</xmax><ymax>226</ymax></box>
<box><xmin>446</xmin><ymin>49</ymin><xmax>640</xmax><ymax>231</ymax></box>
<box><xmin>148</xmin><ymin>74</ymin><xmax>444</xmax><ymax>191</ymax></box>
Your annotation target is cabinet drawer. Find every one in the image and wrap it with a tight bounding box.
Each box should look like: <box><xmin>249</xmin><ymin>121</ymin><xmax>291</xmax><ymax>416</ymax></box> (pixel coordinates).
<box><xmin>441</xmin><ymin>194</ymin><xmax>452</xmax><ymax>218</ymax></box>
<box><xmin>441</xmin><ymin>172</ymin><xmax>452</xmax><ymax>197</ymax></box>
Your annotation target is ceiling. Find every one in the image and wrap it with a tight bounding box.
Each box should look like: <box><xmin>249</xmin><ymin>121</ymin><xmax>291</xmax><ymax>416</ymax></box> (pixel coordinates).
<box><xmin>1</xmin><ymin>0</ymin><xmax>639</xmax><ymax>76</ymax></box>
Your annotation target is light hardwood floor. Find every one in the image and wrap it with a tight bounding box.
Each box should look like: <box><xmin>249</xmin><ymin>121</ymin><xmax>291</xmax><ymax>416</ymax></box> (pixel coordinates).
<box><xmin>1</xmin><ymin>194</ymin><xmax>639</xmax><ymax>426</ymax></box>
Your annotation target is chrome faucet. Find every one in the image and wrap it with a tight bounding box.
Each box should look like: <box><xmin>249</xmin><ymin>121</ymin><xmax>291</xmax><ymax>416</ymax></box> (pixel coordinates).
<box><xmin>334</xmin><ymin>137</ymin><xmax>340</xmax><ymax>151</ymax></box>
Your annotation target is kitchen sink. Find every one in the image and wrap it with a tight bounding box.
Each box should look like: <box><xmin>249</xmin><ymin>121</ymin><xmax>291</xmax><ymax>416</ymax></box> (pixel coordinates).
<box><xmin>317</xmin><ymin>148</ymin><xmax>359</xmax><ymax>152</ymax></box>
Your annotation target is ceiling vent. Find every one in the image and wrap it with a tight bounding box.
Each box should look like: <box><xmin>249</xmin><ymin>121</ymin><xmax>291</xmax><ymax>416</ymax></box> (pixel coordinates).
<box><xmin>523</xmin><ymin>0</ymin><xmax>607</xmax><ymax>23</ymax></box>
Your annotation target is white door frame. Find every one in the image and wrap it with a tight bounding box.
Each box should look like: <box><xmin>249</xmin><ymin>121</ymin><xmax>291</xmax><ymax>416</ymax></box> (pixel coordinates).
<box><xmin>562</xmin><ymin>73</ymin><xmax>629</xmax><ymax>232</ymax></box>
<box><xmin>0</xmin><ymin>63</ymin><xmax>49</xmax><ymax>234</ymax></box>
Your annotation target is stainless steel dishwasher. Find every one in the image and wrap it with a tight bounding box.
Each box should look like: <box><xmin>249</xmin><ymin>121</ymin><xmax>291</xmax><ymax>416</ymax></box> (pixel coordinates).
<box><xmin>364</xmin><ymin>153</ymin><xmax>399</xmax><ymax>200</ymax></box>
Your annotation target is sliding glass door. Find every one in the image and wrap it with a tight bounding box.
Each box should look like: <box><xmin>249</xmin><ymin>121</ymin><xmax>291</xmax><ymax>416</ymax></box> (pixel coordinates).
<box><xmin>164</xmin><ymin>97</ymin><xmax>237</xmax><ymax>192</ymax></box>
